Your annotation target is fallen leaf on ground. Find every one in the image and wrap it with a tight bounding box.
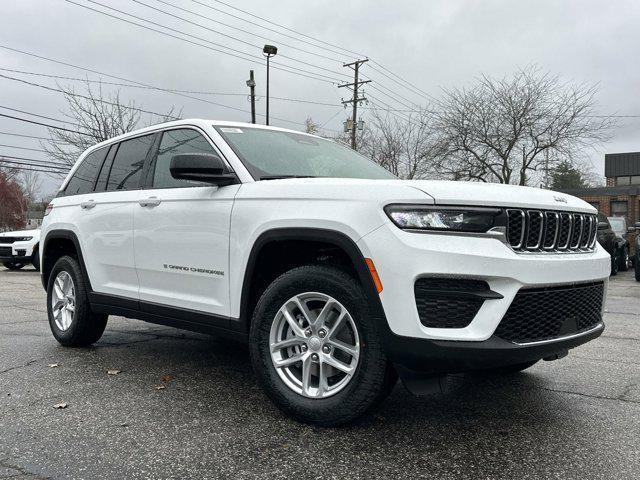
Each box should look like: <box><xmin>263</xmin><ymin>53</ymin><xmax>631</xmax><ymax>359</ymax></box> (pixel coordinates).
<box><xmin>48</xmin><ymin>363</ymin><xmax>59</xmax><ymax>368</ymax></box>
<box><xmin>160</xmin><ymin>375</ymin><xmax>173</xmax><ymax>383</ymax></box>
<box><xmin>53</xmin><ymin>402</ymin><xmax>68</xmax><ymax>409</ymax></box>
<box><xmin>154</xmin><ymin>385</ymin><xmax>166</xmax><ymax>390</ymax></box>
<box><xmin>107</xmin><ymin>369</ymin><xmax>121</xmax><ymax>375</ymax></box>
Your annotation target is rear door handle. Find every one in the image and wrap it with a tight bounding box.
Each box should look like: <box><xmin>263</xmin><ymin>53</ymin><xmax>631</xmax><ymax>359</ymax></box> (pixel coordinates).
<box><xmin>80</xmin><ymin>200</ymin><xmax>96</xmax><ymax>210</ymax></box>
<box><xmin>139</xmin><ymin>196</ymin><xmax>162</xmax><ymax>207</ymax></box>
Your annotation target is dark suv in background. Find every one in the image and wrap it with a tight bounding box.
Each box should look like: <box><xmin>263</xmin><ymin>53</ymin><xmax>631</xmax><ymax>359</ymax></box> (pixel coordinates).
<box><xmin>607</xmin><ymin>216</ymin><xmax>632</xmax><ymax>271</ymax></box>
<box><xmin>597</xmin><ymin>214</ymin><xmax>626</xmax><ymax>276</ymax></box>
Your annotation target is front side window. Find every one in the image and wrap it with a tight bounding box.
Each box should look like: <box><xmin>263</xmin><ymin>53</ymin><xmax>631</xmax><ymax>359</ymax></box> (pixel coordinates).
<box><xmin>106</xmin><ymin>134</ymin><xmax>155</xmax><ymax>191</ymax></box>
<box><xmin>65</xmin><ymin>146</ymin><xmax>109</xmax><ymax>195</ymax></box>
<box><xmin>215</xmin><ymin>126</ymin><xmax>396</xmax><ymax>180</ymax></box>
<box><xmin>152</xmin><ymin>129</ymin><xmax>215</xmax><ymax>188</ymax></box>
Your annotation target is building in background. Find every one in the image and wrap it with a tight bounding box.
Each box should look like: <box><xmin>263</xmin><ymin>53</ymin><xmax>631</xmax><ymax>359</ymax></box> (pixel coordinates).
<box><xmin>562</xmin><ymin>152</ymin><xmax>640</xmax><ymax>225</ymax></box>
<box><xmin>25</xmin><ymin>203</ymin><xmax>45</xmax><ymax>229</ymax></box>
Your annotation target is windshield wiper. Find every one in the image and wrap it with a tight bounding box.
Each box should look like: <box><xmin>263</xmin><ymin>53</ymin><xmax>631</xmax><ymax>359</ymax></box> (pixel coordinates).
<box><xmin>259</xmin><ymin>175</ymin><xmax>317</xmax><ymax>180</ymax></box>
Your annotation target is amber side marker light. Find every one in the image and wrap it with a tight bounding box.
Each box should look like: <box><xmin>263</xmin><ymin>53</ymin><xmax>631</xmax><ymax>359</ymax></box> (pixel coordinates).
<box><xmin>364</xmin><ymin>258</ymin><xmax>383</xmax><ymax>294</ymax></box>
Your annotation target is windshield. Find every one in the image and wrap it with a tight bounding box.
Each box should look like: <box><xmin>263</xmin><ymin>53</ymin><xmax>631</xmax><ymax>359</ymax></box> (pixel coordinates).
<box><xmin>215</xmin><ymin>126</ymin><xmax>396</xmax><ymax>180</ymax></box>
<box><xmin>607</xmin><ymin>217</ymin><xmax>625</xmax><ymax>234</ymax></box>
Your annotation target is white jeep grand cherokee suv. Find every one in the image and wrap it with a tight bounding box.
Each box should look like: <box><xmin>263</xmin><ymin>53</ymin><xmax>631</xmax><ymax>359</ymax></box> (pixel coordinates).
<box><xmin>40</xmin><ymin>119</ymin><xmax>610</xmax><ymax>425</ymax></box>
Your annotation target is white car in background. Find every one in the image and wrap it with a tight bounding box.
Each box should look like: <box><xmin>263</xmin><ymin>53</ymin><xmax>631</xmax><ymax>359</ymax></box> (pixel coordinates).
<box><xmin>0</xmin><ymin>229</ymin><xmax>41</xmax><ymax>271</ymax></box>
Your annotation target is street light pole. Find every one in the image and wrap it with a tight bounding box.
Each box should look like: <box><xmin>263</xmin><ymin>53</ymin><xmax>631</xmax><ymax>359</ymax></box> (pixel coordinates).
<box><xmin>262</xmin><ymin>44</ymin><xmax>278</xmax><ymax>126</ymax></box>
<box><xmin>246</xmin><ymin>70</ymin><xmax>256</xmax><ymax>124</ymax></box>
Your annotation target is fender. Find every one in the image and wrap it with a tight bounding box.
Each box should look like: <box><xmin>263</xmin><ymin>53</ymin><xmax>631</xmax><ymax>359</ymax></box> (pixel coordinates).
<box><xmin>238</xmin><ymin>227</ymin><xmax>388</xmax><ymax>330</ymax></box>
<box><xmin>41</xmin><ymin>229</ymin><xmax>90</xmax><ymax>291</ymax></box>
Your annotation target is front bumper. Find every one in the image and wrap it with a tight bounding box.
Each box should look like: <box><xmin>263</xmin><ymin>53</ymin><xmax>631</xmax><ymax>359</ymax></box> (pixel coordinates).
<box><xmin>358</xmin><ymin>222</ymin><xmax>610</xmax><ymax>341</ymax></box>
<box><xmin>0</xmin><ymin>242</ymin><xmax>36</xmax><ymax>264</ymax></box>
<box><xmin>386</xmin><ymin>322</ymin><xmax>604</xmax><ymax>377</ymax></box>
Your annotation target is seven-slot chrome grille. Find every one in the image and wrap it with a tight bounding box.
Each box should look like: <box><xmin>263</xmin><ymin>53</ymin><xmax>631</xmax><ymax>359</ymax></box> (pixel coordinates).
<box><xmin>506</xmin><ymin>209</ymin><xmax>597</xmax><ymax>253</ymax></box>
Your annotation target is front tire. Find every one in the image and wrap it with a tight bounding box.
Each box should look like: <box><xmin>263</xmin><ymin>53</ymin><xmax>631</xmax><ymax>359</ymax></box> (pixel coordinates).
<box><xmin>47</xmin><ymin>255</ymin><xmax>108</xmax><ymax>347</ymax></box>
<box><xmin>249</xmin><ymin>265</ymin><xmax>396</xmax><ymax>426</ymax></box>
<box><xmin>31</xmin><ymin>248</ymin><xmax>40</xmax><ymax>272</ymax></box>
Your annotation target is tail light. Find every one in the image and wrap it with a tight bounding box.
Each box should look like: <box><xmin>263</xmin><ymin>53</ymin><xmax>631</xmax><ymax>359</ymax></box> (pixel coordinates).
<box><xmin>44</xmin><ymin>203</ymin><xmax>54</xmax><ymax>216</ymax></box>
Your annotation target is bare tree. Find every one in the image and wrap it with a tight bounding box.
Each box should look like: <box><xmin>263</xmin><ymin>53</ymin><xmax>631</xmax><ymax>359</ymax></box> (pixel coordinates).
<box><xmin>43</xmin><ymin>80</ymin><xmax>180</xmax><ymax>170</ymax></box>
<box><xmin>19</xmin><ymin>170</ymin><xmax>43</xmax><ymax>203</ymax></box>
<box><xmin>364</xmin><ymin>108</ymin><xmax>439</xmax><ymax>179</ymax></box>
<box><xmin>432</xmin><ymin>67</ymin><xmax>614</xmax><ymax>185</ymax></box>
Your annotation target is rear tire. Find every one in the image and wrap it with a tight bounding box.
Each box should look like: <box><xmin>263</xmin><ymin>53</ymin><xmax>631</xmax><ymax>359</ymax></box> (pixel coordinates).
<box><xmin>47</xmin><ymin>255</ymin><xmax>108</xmax><ymax>347</ymax></box>
<box><xmin>249</xmin><ymin>265</ymin><xmax>396</xmax><ymax>426</ymax></box>
<box><xmin>3</xmin><ymin>262</ymin><xmax>24</xmax><ymax>270</ymax></box>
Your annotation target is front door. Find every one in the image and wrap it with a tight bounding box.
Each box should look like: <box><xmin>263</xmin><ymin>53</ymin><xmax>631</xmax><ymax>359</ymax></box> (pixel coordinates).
<box><xmin>133</xmin><ymin>128</ymin><xmax>239</xmax><ymax>317</ymax></box>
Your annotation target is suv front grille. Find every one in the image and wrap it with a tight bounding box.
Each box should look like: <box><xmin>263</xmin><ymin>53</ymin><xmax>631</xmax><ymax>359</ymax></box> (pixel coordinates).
<box><xmin>506</xmin><ymin>209</ymin><xmax>596</xmax><ymax>253</ymax></box>
<box><xmin>494</xmin><ymin>281</ymin><xmax>604</xmax><ymax>344</ymax></box>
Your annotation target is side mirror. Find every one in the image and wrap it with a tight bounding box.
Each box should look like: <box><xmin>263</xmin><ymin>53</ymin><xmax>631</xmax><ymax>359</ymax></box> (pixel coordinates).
<box><xmin>170</xmin><ymin>153</ymin><xmax>238</xmax><ymax>186</ymax></box>
<box><xmin>597</xmin><ymin>221</ymin><xmax>609</xmax><ymax>230</ymax></box>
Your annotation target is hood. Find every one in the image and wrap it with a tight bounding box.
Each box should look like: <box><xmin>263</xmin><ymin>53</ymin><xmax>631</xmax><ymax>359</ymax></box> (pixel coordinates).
<box><xmin>404</xmin><ymin>180</ymin><xmax>595</xmax><ymax>213</ymax></box>
<box><xmin>0</xmin><ymin>229</ymin><xmax>40</xmax><ymax>238</ymax></box>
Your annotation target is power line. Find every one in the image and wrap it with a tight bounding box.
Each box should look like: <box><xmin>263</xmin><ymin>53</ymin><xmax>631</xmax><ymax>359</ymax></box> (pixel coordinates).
<box><xmin>0</xmin><ymin>111</ymin><xmax>93</xmax><ymax>137</ymax></box>
<box><xmin>206</xmin><ymin>0</ymin><xmax>365</xmax><ymax>59</ymax></box>
<box><xmin>189</xmin><ymin>0</ymin><xmax>359</xmax><ymax>60</ymax></box>
<box><xmin>0</xmin><ymin>73</ymin><xmax>180</xmax><ymax>120</ymax></box>
<box><xmin>68</xmin><ymin>0</ymin><xmax>343</xmax><ymax>83</ymax></box>
<box><xmin>0</xmin><ymin>67</ymin><xmax>342</xmax><ymax>107</ymax></box>
<box><xmin>0</xmin><ymin>131</ymin><xmax>49</xmax><ymax>141</ymax></box>
<box><xmin>0</xmin><ymin>143</ymin><xmax>48</xmax><ymax>153</ymax></box>
<box><xmin>0</xmin><ymin>159</ymin><xmax>69</xmax><ymax>173</ymax></box>
<box><xmin>130</xmin><ymin>0</ymin><xmax>349</xmax><ymax>79</ymax></box>
<box><xmin>0</xmin><ymin>154</ymin><xmax>71</xmax><ymax>169</ymax></box>
<box><xmin>153</xmin><ymin>0</ymin><xmax>345</xmax><ymax>63</ymax></box>
<box><xmin>0</xmin><ymin>44</ymin><xmax>305</xmax><ymax>127</ymax></box>
<box><xmin>0</xmin><ymin>163</ymin><xmax>68</xmax><ymax>175</ymax></box>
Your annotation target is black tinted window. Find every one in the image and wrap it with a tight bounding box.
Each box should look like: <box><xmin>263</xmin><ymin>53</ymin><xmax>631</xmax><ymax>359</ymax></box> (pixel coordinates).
<box><xmin>94</xmin><ymin>145</ymin><xmax>115</xmax><ymax>192</ymax></box>
<box><xmin>65</xmin><ymin>146</ymin><xmax>108</xmax><ymax>195</ymax></box>
<box><xmin>152</xmin><ymin>129</ymin><xmax>215</xmax><ymax>188</ymax></box>
<box><xmin>107</xmin><ymin>134</ymin><xmax>155</xmax><ymax>191</ymax></box>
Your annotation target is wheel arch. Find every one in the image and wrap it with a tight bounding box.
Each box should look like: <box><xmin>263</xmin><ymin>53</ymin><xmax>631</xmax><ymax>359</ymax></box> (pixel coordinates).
<box><xmin>238</xmin><ymin>228</ymin><xmax>386</xmax><ymax>331</ymax></box>
<box><xmin>41</xmin><ymin>229</ymin><xmax>91</xmax><ymax>291</ymax></box>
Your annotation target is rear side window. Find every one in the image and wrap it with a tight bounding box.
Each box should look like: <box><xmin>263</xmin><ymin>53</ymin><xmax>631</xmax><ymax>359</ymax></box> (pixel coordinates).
<box><xmin>151</xmin><ymin>129</ymin><xmax>216</xmax><ymax>188</ymax></box>
<box><xmin>65</xmin><ymin>146</ymin><xmax>109</xmax><ymax>195</ymax></box>
<box><xmin>106</xmin><ymin>134</ymin><xmax>155</xmax><ymax>191</ymax></box>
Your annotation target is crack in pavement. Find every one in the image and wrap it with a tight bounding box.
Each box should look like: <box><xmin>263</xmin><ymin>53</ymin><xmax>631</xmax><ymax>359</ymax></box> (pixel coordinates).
<box><xmin>0</xmin><ymin>359</ymin><xmax>44</xmax><ymax>376</ymax></box>
<box><xmin>0</xmin><ymin>457</ymin><xmax>50</xmax><ymax>479</ymax></box>
<box><xmin>538</xmin><ymin>385</ymin><xmax>640</xmax><ymax>405</ymax></box>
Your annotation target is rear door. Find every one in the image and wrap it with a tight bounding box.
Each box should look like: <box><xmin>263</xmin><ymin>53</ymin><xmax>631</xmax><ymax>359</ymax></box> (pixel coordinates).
<box><xmin>77</xmin><ymin>133</ymin><xmax>158</xmax><ymax>299</ymax></box>
<box><xmin>133</xmin><ymin>127</ymin><xmax>239</xmax><ymax>317</ymax></box>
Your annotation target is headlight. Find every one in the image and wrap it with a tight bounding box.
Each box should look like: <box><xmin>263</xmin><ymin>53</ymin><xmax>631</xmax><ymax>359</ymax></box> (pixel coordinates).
<box><xmin>15</xmin><ymin>237</ymin><xmax>33</xmax><ymax>241</ymax></box>
<box><xmin>384</xmin><ymin>205</ymin><xmax>502</xmax><ymax>233</ymax></box>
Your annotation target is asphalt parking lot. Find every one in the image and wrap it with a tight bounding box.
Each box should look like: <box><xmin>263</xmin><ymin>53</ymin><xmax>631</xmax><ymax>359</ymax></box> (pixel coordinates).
<box><xmin>0</xmin><ymin>268</ymin><xmax>638</xmax><ymax>480</ymax></box>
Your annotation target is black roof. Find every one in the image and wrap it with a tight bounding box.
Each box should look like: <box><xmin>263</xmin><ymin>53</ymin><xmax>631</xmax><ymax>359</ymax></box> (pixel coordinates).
<box><xmin>605</xmin><ymin>152</ymin><xmax>640</xmax><ymax>177</ymax></box>
<box><xmin>560</xmin><ymin>185</ymin><xmax>640</xmax><ymax>196</ymax></box>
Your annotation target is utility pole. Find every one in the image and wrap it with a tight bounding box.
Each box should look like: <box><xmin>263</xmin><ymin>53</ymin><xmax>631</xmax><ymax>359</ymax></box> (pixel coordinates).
<box><xmin>246</xmin><ymin>70</ymin><xmax>256</xmax><ymax>124</ymax></box>
<box><xmin>338</xmin><ymin>59</ymin><xmax>370</xmax><ymax>150</ymax></box>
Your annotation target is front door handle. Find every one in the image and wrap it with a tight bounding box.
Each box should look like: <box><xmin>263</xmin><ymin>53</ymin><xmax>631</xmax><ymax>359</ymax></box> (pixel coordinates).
<box><xmin>139</xmin><ymin>196</ymin><xmax>162</xmax><ymax>207</ymax></box>
<box><xmin>80</xmin><ymin>200</ymin><xmax>96</xmax><ymax>210</ymax></box>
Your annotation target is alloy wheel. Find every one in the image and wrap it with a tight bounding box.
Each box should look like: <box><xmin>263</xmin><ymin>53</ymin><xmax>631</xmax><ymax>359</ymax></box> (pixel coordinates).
<box><xmin>51</xmin><ymin>271</ymin><xmax>76</xmax><ymax>331</ymax></box>
<box><xmin>269</xmin><ymin>292</ymin><xmax>360</xmax><ymax>398</ymax></box>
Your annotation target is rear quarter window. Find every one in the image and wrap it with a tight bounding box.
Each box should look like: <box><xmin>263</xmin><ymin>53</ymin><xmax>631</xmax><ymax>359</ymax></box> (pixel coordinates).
<box><xmin>64</xmin><ymin>146</ymin><xmax>109</xmax><ymax>196</ymax></box>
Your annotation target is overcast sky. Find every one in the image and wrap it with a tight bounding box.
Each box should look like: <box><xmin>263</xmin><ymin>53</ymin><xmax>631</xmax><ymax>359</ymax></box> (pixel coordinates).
<box><xmin>2</xmin><ymin>0</ymin><xmax>639</xmax><ymax>196</ymax></box>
